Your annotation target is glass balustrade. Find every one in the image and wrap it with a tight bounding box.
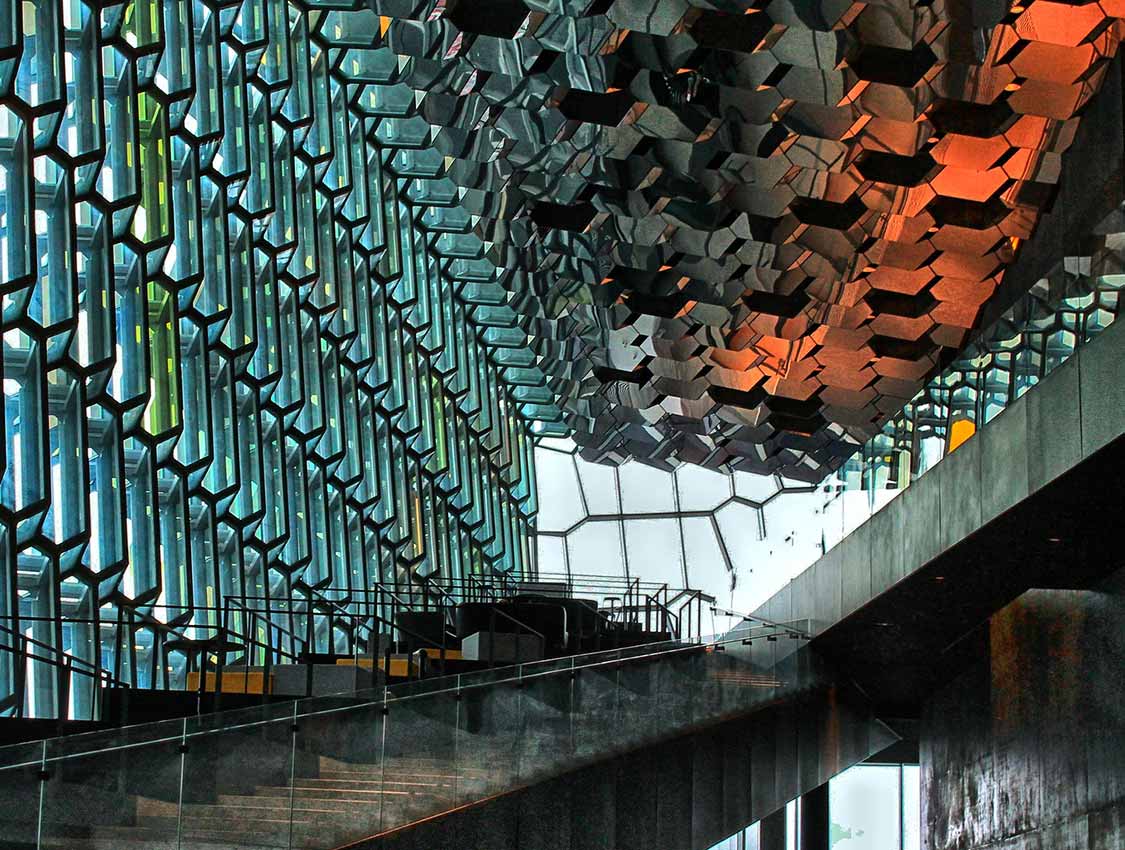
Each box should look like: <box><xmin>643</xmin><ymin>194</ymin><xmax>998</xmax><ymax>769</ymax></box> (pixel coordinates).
<box><xmin>0</xmin><ymin>625</ymin><xmax>815</xmax><ymax>850</ymax></box>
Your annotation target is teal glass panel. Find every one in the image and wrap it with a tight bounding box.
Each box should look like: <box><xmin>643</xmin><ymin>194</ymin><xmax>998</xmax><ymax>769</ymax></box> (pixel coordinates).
<box><xmin>0</xmin><ymin>4</ymin><xmax>537</xmax><ymax>720</ymax></box>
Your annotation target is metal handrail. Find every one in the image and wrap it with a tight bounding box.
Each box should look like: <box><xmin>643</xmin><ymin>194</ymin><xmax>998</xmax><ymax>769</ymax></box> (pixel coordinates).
<box><xmin>235</xmin><ymin>596</ymin><xmax>452</xmax><ymax>661</ymax></box>
<box><xmin>0</xmin><ymin>623</ymin><xmax>809</xmax><ymax>767</ymax></box>
<box><xmin>0</xmin><ymin>622</ymin><xmax>126</xmax><ymax>719</ymax></box>
<box><xmin>709</xmin><ymin>605</ymin><xmax>813</xmax><ymax>640</ymax></box>
<box><xmin>0</xmin><ymin>623</ymin><xmax>118</xmax><ymax>681</ymax></box>
<box><xmin>415</xmin><ymin>573</ymin><xmax>549</xmax><ymax>663</ymax></box>
<box><xmin>0</xmin><ymin>573</ymin><xmax>718</xmax><ymax>720</ymax></box>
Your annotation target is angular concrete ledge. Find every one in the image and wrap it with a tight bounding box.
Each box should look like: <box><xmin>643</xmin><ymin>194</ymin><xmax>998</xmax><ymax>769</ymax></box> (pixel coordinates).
<box><xmin>754</xmin><ymin>314</ymin><xmax>1125</xmax><ymax>639</ymax></box>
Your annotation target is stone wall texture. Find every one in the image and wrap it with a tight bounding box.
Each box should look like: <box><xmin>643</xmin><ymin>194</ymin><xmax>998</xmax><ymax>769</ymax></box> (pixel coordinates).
<box><xmin>921</xmin><ymin>573</ymin><xmax>1125</xmax><ymax>850</ymax></box>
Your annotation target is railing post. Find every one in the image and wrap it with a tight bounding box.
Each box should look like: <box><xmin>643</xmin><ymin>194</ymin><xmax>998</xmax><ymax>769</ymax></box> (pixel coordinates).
<box><xmin>378</xmin><ymin>685</ymin><xmax>389</xmax><ymax>832</ymax></box>
<box><xmin>58</xmin><ymin>659</ymin><xmax>70</xmax><ymax>723</ymax></box>
<box><xmin>175</xmin><ymin>717</ymin><xmax>187</xmax><ymax>850</ymax></box>
<box><xmin>262</xmin><ymin>612</ymin><xmax>273</xmax><ymax>703</ymax></box>
<box><xmin>36</xmin><ymin>738</ymin><xmax>47</xmax><ymax>848</ymax></box>
<box><xmin>15</xmin><ymin>635</ymin><xmax>26</xmax><ymax>719</ymax></box>
<box><xmin>286</xmin><ymin>700</ymin><xmax>298</xmax><ymax>850</ymax></box>
<box><xmin>374</xmin><ymin>584</ymin><xmax>381</xmax><ymax>633</ymax></box>
<box><xmin>353</xmin><ymin>614</ymin><xmax>361</xmax><ymax>686</ymax></box>
<box><xmin>245</xmin><ymin>611</ymin><xmax>255</xmax><ymax>696</ymax></box>
<box><xmin>196</xmin><ymin>644</ymin><xmax>208</xmax><ymax>715</ymax></box>
<box><xmin>568</xmin><ymin>655</ymin><xmax>577</xmax><ymax>757</ymax></box>
<box><xmin>390</xmin><ymin>597</ymin><xmax>397</xmax><ymax>652</ymax></box>
<box><xmin>453</xmin><ymin>672</ymin><xmax>462</xmax><ymax>803</ymax></box>
<box><xmin>304</xmin><ymin>589</ymin><xmax>314</xmax><ymax>698</ymax></box>
<box><xmin>213</xmin><ymin>629</ymin><xmax>226</xmax><ymax>715</ymax></box>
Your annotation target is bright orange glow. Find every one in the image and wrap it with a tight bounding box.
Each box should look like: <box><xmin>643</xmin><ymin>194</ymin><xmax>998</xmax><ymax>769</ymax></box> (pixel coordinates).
<box><xmin>948</xmin><ymin>419</ymin><xmax>976</xmax><ymax>452</ymax></box>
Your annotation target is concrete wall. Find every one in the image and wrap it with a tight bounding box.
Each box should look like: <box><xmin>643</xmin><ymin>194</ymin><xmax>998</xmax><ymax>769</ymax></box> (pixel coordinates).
<box><xmin>921</xmin><ymin>571</ymin><xmax>1125</xmax><ymax>850</ymax></box>
<box><xmin>360</xmin><ymin>688</ymin><xmax>895</xmax><ymax>850</ymax></box>
<box><xmin>753</xmin><ymin>313</ymin><xmax>1125</xmax><ymax>636</ymax></box>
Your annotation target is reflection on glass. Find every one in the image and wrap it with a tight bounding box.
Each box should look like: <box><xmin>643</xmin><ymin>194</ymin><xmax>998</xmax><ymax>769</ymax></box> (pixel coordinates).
<box><xmin>830</xmin><ymin>764</ymin><xmax>916</xmax><ymax>850</ymax></box>
<box><xmin>534</xmin><ymin>439</ymin><xmax>821</xmax><ymax>617</ymax></box>
<box><xmin>903</xmin><ymin>765</ymin><xmax>921</xmax><ymax>850</ymax></box>
<box><xmin>787</xmin><ymin>798</ymin><xmax>798</xmax><ymax>850</ymax></box>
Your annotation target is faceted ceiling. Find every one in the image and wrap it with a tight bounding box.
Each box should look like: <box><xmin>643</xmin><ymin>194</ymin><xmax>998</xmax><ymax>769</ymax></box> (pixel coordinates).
<box><xmin>370</xmin><ymin>0</ymin><xmax>1124</xmax><ymax>481</ymax></box>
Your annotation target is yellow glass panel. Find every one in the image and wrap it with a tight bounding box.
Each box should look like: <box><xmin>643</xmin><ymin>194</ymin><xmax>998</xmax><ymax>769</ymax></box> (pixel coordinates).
<box><xmin>948</xmin><ymin>419</ymin><xmax>976</xmax><ymax>453</ymax></box>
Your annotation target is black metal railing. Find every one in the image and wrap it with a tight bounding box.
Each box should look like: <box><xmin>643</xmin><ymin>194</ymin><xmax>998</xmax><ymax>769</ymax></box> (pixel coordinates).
<box><xmin>0</xmin><ymin>572</ymin><xmax>716</xmax><ymax>721</ymax></box>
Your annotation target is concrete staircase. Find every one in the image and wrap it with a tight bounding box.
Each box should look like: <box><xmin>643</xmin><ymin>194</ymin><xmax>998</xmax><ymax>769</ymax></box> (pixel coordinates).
<box><xmin>6</xmin><ymin>632</ymin><xmax>893</xmax><ymax>850</ymax></box>
<box><xmin>44</xmin><ymin>757</ymin><xmax>492</xmax><ymax>850</ymax></box>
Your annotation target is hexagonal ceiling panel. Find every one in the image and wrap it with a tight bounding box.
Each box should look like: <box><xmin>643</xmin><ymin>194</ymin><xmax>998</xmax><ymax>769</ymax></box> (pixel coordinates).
<box><xmin>369</xmin><ymin>0</ymin><xmax>1124</xmax><ymax>481</ymax></box>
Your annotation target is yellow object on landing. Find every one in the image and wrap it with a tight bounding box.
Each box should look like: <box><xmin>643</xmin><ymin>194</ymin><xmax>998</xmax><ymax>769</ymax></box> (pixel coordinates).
<box><xmin>186</xmin><ymin>671</ymin><xmax>272</xmax><ymax>695</ymax></box>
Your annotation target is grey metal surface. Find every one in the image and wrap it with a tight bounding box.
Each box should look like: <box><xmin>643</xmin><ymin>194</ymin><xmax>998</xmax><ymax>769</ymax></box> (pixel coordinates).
<box><xmin>460</xmin><ymin>631</ymin><xmax>545</xmax><ymax>664</ymax></box>
<box><xmin>271</xmin><ymin>664</ymin><xmax>381</xmax><ymax>697</ymax></box>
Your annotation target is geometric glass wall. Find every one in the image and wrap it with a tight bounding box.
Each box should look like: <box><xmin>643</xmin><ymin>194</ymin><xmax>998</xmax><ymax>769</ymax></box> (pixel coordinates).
<box><xmin>535</xmin><ymin>441</ymin><xmax>824</xmax><ymax>621</ymax></box>
<box><xmin>0</xmin><ymin>2</ymin><xmax>538</xmax><ymax>720</ymax></box>
<box><xmin>4</xmin><ymin>1</ymin><xmax>1122</xmax><ymax>725</ymax></box>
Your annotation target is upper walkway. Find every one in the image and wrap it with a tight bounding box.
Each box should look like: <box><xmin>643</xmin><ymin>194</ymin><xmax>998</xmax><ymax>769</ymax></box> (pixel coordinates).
<box><xmin>754</xmin><ymin>313</ymin><xmax>1125</xmax><ymax>714</ymax></box>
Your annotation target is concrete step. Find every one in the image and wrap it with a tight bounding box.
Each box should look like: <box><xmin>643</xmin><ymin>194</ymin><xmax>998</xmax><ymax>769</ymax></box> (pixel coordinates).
<box><xmin>122</xmin><ymin>812</ymin><xmax>354</xmax><ymax>848</ymax></box>
<box><xmin>311</xmin><ymin>768</ymin><xmax>463</xmax><ymax>782</ymax></box>
<box><xmin>67</xmin><ymin>816</ymin><xmax>301</xmax><ymax>849</ymax></box>
<box><xmin>317</xmin><ymin>756</ymin><xmax>490</xmax><ymax>777</ymax></box>
<box><xmin>39</xmin><ymin>767</ymin><xmax>499</xmax><ymax>850</ymax></box>
<box><xmin>44</xmin><ymin>834</ymin><xmax>275</xmax><ymax>850</ymax></box>
<box><xmin>252</xmin><ymin>783</ymin><xmax>432</xmax><ymax>801</ymax></box>
<box><xmin>214</xmin><ymin>791</ymin><xmax>387</xmax><ymax>810</ymax></box>
<box><xmin>181</xmin><ymin>800</ymin><xmax>362</xmax><ymax>821</ymax></box>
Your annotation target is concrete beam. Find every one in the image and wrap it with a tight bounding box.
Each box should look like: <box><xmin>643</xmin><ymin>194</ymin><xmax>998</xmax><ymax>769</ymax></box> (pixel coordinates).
<box><xmin>754</xmin><ymin>313</ymin><xmax>1125</xmax><ymax>641</ymax></box>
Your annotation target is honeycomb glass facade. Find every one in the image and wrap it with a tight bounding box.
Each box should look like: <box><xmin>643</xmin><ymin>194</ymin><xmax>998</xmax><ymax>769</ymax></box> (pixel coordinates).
<box><xmin>4</xmin><ymin>0</ymin><xmax>1125</xmax><ymax>724</ymax></box>
<box><xmin>0</xmin><ymin>0</ymin><xmax>539</xmax><ymax>720</ymax></box>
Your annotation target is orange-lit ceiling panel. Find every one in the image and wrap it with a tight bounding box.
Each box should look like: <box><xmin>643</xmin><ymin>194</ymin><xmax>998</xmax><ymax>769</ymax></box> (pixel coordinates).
<box><xmin>370</xmin><ymin>0</ymin><xmax>1125</xmax><ymax>480</ymax></box>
